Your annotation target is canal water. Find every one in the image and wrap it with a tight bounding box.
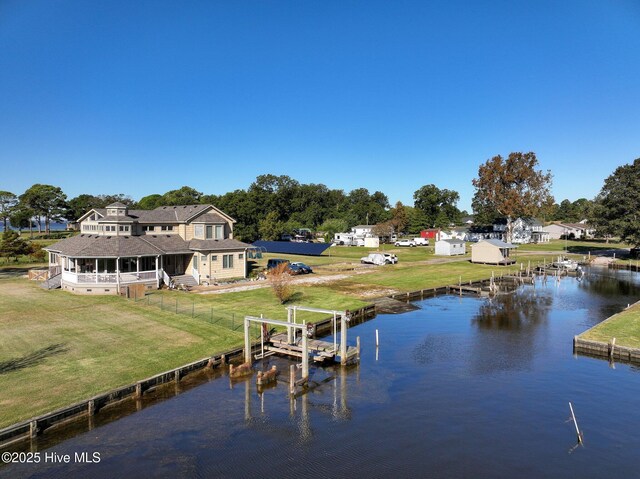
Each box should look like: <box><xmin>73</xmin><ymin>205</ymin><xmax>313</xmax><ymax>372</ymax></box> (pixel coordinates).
<box><xmin>3</xmin><ymin>267</ymin><xmax>640</xmax><ymax>478</ymax></box>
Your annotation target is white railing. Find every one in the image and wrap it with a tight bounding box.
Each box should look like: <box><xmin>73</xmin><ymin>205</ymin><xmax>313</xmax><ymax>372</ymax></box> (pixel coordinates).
<box><xmin>192</xmin><ymin>269</ymin><xmax>200</xmax><ymax>285</ymax></box>
<box><xmin>162</xmin><ymin>269</ymin><xmax>171</xmax><ymax>286</ymax></box>
<box><xmin>61</xmin><ymin>270</ymin><xmax>159</xmax><ymax>284</ymax></box>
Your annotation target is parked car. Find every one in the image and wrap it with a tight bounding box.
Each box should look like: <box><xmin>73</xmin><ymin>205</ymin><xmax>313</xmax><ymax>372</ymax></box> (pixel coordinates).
<box><xmin>413</xmin><ymin>237</ymin><xmax>429</xmax><ymax>246</ymax></box>
<box><xmin>266</xmin><ymin>258</ymin><xmax>290</xmax><ymax>271</ymax></box>
<box><xmin>290</xmin><ymin>262</ymin><xmax>313</xmax><ymax>274</ymax></box>
<box><xmin>394</xmin><ymin>239</ymin><xmax>416</xmax><ymax>247</ymax></box>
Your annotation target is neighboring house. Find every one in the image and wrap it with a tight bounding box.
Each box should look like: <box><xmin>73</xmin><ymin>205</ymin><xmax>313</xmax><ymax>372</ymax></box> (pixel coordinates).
<box><xmin>440</xmin><ymin>227</ymin><xmax>469</xmax><ymax>241</ymax></box>
<box><xmin>45</xmin><ymin>202</ymin><xmax>250</xmax><ymax>294</ymax></box>
<box><xmin>435</xmin><ymin>239</ymin><xmax>466</xmax><ymax>256</ymax></box>
<box><xmin>470</xmin><ymin>217</ymin><xmax>549</xmax><ymax>244</ymax></box>
<box><xmin>467</xmin><ymin>225</ymin><xmax>503</xmax><ymax>243</ymax></box>
<box><xmin>543</xmin><ymin>222</ymin><xmax>595</xmax><ymax>240</ymax></box>
<box><xmin>471</xmin><ymin>239</ymin><xmax>517</xmax><ymax>265</ymax></box>
<box><xmin>460</xmin><ymin>216</ymin><xmax>475</xmax><ymax>225</ymax></box>
<box><xmin>352</xmin><ymin>225</ymin><xmax>374</xmax><ymax>237</ymax></box>
<box><xmin>334</xmin><ymin>225</ymin><xmax>376</xmax><ymax>245</ymax></box>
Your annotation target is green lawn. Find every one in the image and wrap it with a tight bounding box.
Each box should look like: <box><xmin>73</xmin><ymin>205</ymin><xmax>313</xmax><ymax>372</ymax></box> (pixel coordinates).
<box><xmin>579</xmin><ymin>302</ymin><xmax>640</xmax><ymax>348</ymax></box>
<box><xmin>0</xmin><ymin>279</ymin><xmax>246</xmax><ymax>428</ymax></box>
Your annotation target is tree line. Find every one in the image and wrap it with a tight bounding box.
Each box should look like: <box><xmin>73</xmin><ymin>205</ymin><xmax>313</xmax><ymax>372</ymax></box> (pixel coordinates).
<box><xmin>1</xmin><ymin>153</ymin><xmax>639</xmax><ymax>245</ymax></box>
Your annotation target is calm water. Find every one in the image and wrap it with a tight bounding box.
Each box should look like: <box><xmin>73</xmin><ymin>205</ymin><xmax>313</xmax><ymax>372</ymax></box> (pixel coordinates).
<box><xmin>3</xmin><ymin>268</ymin><xmax>640</xmax><ymax>479</ymax></box>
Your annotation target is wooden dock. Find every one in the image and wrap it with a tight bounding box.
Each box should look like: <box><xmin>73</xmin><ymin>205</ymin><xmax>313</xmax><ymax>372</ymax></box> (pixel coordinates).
<box><xmin>266</xmin><ymin>333</ymin><xmax>359</xmax><ymax>364</ymax></box>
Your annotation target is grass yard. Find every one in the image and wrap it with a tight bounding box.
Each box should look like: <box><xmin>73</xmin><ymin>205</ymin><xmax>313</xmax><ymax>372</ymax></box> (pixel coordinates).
<box><xmin>579</xmin><ymin>302</ymin><xmax>640</xmax><ymax>349</ymax></box>
<box><xmin>0</xmin><ymin>278</ymin><xmax>246</xmax><ymax>428</ymax></box>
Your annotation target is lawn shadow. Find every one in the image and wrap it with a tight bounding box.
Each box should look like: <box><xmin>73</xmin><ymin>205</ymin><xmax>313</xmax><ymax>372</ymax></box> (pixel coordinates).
<box><xmin>0</xmin><ymin>343</ymin><xmax>69</xmax><ymax>375</ymax></box>
<box><xmin>286</xmin><ymin>291</ymin><xmax>304</xmax><ymax>303</ymax></box>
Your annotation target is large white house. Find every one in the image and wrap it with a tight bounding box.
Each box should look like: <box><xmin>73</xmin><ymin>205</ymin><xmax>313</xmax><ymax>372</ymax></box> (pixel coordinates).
<box><xmin>542</xmin><ymin>221</ymin><xmax>595</xmax><ymax>240</ymax></box>
<box><xmin>45</xmin><ymin>202</ymin><xmax>250</xmax><ymax>294</ymax></box>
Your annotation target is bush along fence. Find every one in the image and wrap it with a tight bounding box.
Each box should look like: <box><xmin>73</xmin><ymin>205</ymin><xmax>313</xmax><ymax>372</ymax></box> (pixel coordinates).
<box><xmin>132</xmin><ymin>292</ymin><xmax>242</xmax><ymax>331</ymax></box>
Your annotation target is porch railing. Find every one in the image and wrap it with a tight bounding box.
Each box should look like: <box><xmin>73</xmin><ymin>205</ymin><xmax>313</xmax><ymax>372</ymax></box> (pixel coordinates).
<box><xmin>61</xmin><ymin>270</ymin><xmax>159</xmax><ymax>284</ymax></box>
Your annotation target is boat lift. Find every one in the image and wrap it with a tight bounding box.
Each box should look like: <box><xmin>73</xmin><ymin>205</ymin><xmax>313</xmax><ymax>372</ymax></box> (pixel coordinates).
<box><xmin>285</xmin><ymin>305</ymin><xmax>351</xmax><ymax>365</ymax></box>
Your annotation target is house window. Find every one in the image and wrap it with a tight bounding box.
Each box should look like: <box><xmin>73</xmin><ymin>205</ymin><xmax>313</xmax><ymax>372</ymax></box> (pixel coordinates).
<box><xmin>216</xmin><ymin>225</ymin><xmax>224</xmax><ymax>239</ymax></box>
<box><xmin>161</xmin><ymin>225</ymin><xmax>174</xmax><ymax>231</ymax></box>
<box><xmin>193</xmin><ymin>256</ymin><xmax>198</xmax><ymax>269</ymax></box>
<box><xmin>223</xmin><ymin>254</ymin><xmax>233</xmax><ymax>269</ymax></box>
<box><xmin>238</xmin><ymin>254</ymin><xmax>243</xmax><ymax>260</ymax></box>
<box><xmin>211</xmin><ymin>255</ymin><xmax>218</xmax><ymax>261</ymax></box>
<box><xmin>206</xmin><ymin>225</ymin><xmax>213</xmax><ymax>239</ymax></box>
<box><xmin>144</xmin><ymin>225</ymin><xmax>155</xmax><ymax>232</ymax></box>
<box><xmin>194</xmin><ymin>225</ymin><xmax>204</xmax><ymax>238</ymax></box>
<box><xmin>200</xmin><ymin>255</ymin><xmax>206</xmax><ymax>262</ymax></box>
<box><xmin>119</xmin><ymin>225</ymin><xmax>129</xmax><ymax>232</ymax></box>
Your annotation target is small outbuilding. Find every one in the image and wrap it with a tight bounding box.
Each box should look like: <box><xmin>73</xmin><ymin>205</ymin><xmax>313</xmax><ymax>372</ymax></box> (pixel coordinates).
<box><xmin>435</xmin><ymin>239</ymin><xmax>466</xmax><ymax>256</ymax></box>
<box><xmin>471</xmin><ymin>239</ymin><xmax>517</xmax><ymax>265</ymax></box>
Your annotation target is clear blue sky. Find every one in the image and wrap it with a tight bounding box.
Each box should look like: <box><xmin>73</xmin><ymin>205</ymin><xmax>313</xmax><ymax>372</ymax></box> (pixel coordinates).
<box><xmin>1</xmin><ymin>0</ymin><xmax>639</xmax><ymax>211</ymax></box>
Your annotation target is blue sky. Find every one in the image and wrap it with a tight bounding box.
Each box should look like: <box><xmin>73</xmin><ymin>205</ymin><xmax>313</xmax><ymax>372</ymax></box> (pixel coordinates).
<box><xmin>1</xmin><ymin>0</ymin><xmax>639</xmax><ymax>211</ymax></box>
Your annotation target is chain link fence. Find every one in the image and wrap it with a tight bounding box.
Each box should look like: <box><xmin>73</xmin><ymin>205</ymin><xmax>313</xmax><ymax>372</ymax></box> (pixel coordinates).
<box><xmin>132</xmin><ymin>292</ymin><xmax>243</xmax><ymax>331</ymax></box>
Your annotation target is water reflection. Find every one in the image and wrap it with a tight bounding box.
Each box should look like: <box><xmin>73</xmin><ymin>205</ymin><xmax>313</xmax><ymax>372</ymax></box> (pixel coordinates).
<box><xmin>473</xmin><ymin>288</ymin><xmax>552</xmax><ymax>331</ymax></box>
<box><xmin>467</xmin><ymin>286</ymin><xmax>553</xmax><ymax>374</ymax></box>
<box><xmin>233</xmin><ymin>360</ymin><xmax>352</xmax><ymax>445</ymax></box>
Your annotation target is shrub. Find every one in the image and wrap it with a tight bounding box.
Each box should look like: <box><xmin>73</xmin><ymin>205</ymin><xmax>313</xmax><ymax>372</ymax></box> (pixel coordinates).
<box><xmin>268</xmin><ymin>262</ymin><xmax>294</xmax><ymax>304</ymax></box>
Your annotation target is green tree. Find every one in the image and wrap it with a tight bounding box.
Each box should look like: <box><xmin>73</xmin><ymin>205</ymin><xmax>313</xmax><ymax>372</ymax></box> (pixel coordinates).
<box><xmin>9</xmin><ymin>205</ymin><xmax>36</xmax><ymax>237</ymax></box>
<box><xmin>0</xmin><ymin>191</ymin><xmax>18</xmax><ymax>230</ymax></box>
<box><xmin>19</xmin><ymin>184</ymin><xmax>68</xmax><ymax>234</ymax></box>
<box><xmin>136</xmin><ymin>194</ymin><xmax>164</xmax><ymax>210</ymax></box>
<box><xmin>389</xmin><ymin>201</ymin><xmax>408</xmax><ymax>234</ymax></box>
<box><xmin>471</xmin><ymin>152</ymin><xmax>553</xmax><ymax>243</ymax></box>
<box><xmin>413</xmin><ymin>184</ymin><xmax>460</xmax><ymax>228</ymax></box>
<box><xmin>318</xmin><ymin>218</ymin><xmax>348</xmax><ymax>242</ymax></box>
<box><xmin>0</xmin><ymin>230</ymin><xmax>30</xmax><ymax>262</ymax></box>
<box><xmin>161</xmin><ymin>186</ymin><xmax>203</xmax><ymax>206</ymax></box>
<box><xmin>65</xmin><ymin>194</ymin><xmax>103</xmax><ymax>221</ymax></box>
<box><xmin>591</xmin><ymin>158</ymin><xmax>640</xmax><ymax>246</ymax></box>
<box><xmin>258</xmin><ymin>211</ymin><xmax>287</xmax><ymax>241</ymax></box>
<box><xmin>406</xmin><ymin>206</ymin><xmax>429</xmax><ymax>234</ymax></box>
<box><xmin>345</xmin><ymin>188</ymin><xmax>389</xmax><ymax>227</ymax></box>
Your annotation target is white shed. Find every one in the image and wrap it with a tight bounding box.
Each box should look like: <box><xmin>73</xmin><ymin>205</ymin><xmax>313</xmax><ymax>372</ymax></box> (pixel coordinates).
<box><xmin>435</xmin><ymin>239</ymin><xmax>466</xmax><ymax>256</ymax></box>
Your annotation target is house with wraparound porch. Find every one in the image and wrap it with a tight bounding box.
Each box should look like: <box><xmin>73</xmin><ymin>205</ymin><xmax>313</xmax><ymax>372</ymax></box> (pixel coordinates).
<box><xmin>44</xmin><ymin>202</ymin><xmax>250</xmax><ymax>294</ymax></box>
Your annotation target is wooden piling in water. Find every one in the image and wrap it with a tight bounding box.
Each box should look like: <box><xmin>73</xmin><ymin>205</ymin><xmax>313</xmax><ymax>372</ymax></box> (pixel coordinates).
<box><xmin>256</xmin><ymin>365</ymin><xmax>278</xmax><ymax>386</ymax></box>
<box><xmin>229</xmin><ymin>362</ymin><xmax>253</xmax><ymax>379</ymax></box>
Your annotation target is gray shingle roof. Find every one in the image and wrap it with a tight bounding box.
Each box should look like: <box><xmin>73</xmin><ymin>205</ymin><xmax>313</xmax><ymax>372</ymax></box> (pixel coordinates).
<box><xmin>191</xmin><ymin>212</ymin><xmax>226</xmax><ymax>223</ymax></box>
<box><xmin>46</xmin><ymin>234</ymin><xmax>249</xmax><ymax>257</ymax></box>
<box><xmin>141</xmin><ymin>234</ymin><xmax>192</xmax><ymax>254</ymax></box>
<box><xmin>189</xmin><ymin>239</ymin><xmax>250</xmax><ymax>251</ymax></box>
<box><xmin>45</xmin><ymin>235</ymin><xmax>162</xmax><ymax>257</ymax></box>
<box><xmin>105</xmin><ymin>202</ymin><xmax>128</xmax><ymax>208</ymax></box>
